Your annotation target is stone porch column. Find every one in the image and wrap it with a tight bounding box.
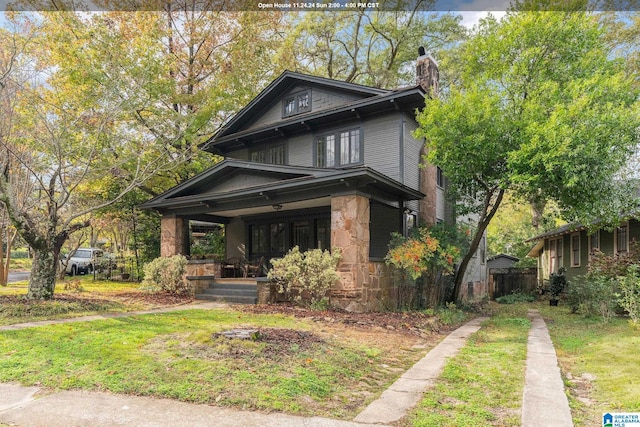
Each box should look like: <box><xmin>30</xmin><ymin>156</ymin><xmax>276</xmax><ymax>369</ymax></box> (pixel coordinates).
<box><xmin>331</xmin><ymin>194</ymin><xmax>370</xmax><ymax>312</ymax></box>
<box><xmin>160</xmin><ymin>215</ymin><xmax>190</xmax><ymax>257</ymax></box>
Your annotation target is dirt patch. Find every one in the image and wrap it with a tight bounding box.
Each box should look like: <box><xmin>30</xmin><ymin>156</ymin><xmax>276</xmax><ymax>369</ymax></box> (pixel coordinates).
<box><xmin>566</xmin><ymin>371</ymin><xmax>596</xmax><ymax>406</ymax></box>
<box><xmin>104</xmin><ymin>291</ymin><xmax>194</xmax><ymax>307</ymax></box>
<box><xmin>241</xmin><ymin>303</ymin><xmax>458</xmax><ymax>337</ymax></box>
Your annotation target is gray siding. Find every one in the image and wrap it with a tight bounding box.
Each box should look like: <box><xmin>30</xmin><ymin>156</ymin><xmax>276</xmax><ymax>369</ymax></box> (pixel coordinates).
<box><xmin>363</xmin><ymin>114</ymin><xmax>401</xmax><ymax>182</ymax></box>
<box><xmin>246</xmin><ymin>85</ymin><xmax>366</xmax><ymax>131</ymax></box>
<box><xmin>436</xmin><ymin>187</ymin><xmax>445</xmax><ymax>222</ymax></box>
<box><xmin>206</xmin><ymin>172</ymin><xmax>283</xmax><ymax>195</ymax></box>
<box><xmin>402</xmin><ymin>117</ymin><xmax>421</xmax><ymax>191</ymax></box>
<box><xmin>402</xmin><ymin>115</ymin><xmax>421</xmax><ymax>213</ymax></box>
<box><xmin>288</xmin><ymin>134</ymin><xmax>312</xmax><ymax>167</ymax></box>
<box><xmin>226</xmin><ymin>148</ymin><xmax>249</xmax><ymax>161</ymax></box>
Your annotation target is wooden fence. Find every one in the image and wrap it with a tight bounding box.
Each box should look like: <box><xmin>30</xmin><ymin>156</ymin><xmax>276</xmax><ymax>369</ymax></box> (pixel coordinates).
<box><xmin>489</xmin><ymin>267</ymin><xmax>538</xmax><ymax>299</ymax></box>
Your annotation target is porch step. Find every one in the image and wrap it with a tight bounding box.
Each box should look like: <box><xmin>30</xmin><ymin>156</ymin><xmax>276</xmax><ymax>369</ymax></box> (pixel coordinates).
<box><xmin>195</xmin><ymin>278</ymin><xmax>258</xmax><ymax>305</ymax></box>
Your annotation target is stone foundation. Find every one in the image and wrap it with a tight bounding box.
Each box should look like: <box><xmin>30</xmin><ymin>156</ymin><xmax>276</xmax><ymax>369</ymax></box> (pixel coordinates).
<box><xmin>185</xmin><ymin>260</ymin><xmax>221</xmax><ymax>295</ymax></box>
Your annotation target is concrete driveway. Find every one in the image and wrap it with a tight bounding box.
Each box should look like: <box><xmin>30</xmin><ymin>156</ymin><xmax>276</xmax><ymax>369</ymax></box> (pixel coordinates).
<box><xmin>7</xmin><ymin>271</ymin><xmax>30</xmax><ymax>283</ymax></box>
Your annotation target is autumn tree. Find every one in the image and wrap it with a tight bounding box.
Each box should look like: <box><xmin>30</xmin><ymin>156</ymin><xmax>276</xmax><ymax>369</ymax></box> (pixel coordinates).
<box><xmin>276</xmin><ymin>4</ymin><xmax>465</xmax><ymax>88</ymax></box>
<box><xmin>415</xmin><ymin>3</ymin><xmax>640</xmax><ymax>302</ymax></box>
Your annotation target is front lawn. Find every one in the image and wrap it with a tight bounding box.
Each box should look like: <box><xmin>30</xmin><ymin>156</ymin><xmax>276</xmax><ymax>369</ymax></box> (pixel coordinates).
<box><xmin>405</xmin><ymin>303</ymin><xmax>530</xmax><ymax>427</ymax></box>
<box><xmin>405</xmin><ymin>301</ymin><xmax>640</xmax><ymax>427</ymax></box>
<box><xmin>539</xmin><ymin>303</ymin><xmax>640</xmax><ymax>427</ymax></box>
<box><xmin>0</xmin><ymin>277</ymin><xmax>190</xmax><ymax>326</ymax></box>
<box><xmin>0</xmin><ymin>302</ymin><xmax>457</xmax><ymax>418</ymax></box>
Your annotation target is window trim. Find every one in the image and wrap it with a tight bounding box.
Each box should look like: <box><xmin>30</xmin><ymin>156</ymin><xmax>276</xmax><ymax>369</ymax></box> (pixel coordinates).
<box><xmin>570</xmin><ymin>232</ymin><xmax>580</xmax><ymax>268</ymax></box>
<box><xmin>436</xmin><ymin>166</ymin><xmax>444</xmax><ymax>188</ymax></box>
<box><xmin>588</xmin><ymin>230</ymin><xmax>600</xmax><ymax>258</ymax></box>
<box><xmin>314</xmin><ymin>126</ymin><xmax>363</xmax><ymax>168</ymax></box>
<box><xmin>615</xmin><ymin>221</ymin><xmax>629</xmax><ymax>255</ymax></box>
<box><xmin>549</xmin><ymin>237</ymin><xmax>563</xmax><ymax>273</ymax></box>
<box><xmin>282</xmin><ymin>89</ymin><xmax>311</xmax><ymax>118</ymax></box>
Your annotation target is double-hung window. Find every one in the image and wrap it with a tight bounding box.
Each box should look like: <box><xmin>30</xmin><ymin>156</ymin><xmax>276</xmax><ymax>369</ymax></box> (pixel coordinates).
<box><xmin>316</xmin><ymin>128</ymin><xmax>362</xmax><ymax>168</ymax></box>
<box><xmin>616</xmin><ymin>222</ymin><xmax>629</xmax><ymax>254</ymax></box>
<box><xmin>588</xmin><ymin>231</ymin><xmax>600</xmax><ymax>257</ymax></box>
<box><xmin>316</xmin><ymin>134</ymin><xmax>336</xmax><ymax>167</ymax></box>
<box><xmin>549</xmin><ymin>237</ymin><xmax>563</xmax><ymax>273</ymax></box>
<box><xmin>570</xmin><ymin>233</ymin><xmax>580</xmax><ymax>267</ymax></box>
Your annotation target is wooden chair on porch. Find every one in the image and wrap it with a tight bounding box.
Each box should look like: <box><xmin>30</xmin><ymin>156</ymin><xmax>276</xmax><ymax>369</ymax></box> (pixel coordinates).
<box><xmin>223</xmin><ymin>257</ymin><xmax>241</xmax><ymax>278</ymax></box>
<box><xmin>244</xmin><ymin>256</ymin><xmax>265</xmax><ymax>278</ymax></box>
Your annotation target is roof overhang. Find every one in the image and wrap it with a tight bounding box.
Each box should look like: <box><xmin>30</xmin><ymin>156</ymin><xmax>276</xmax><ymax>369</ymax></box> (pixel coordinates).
<box><xmin>139</xmin><ymin>160</ymin><xmax>424</xmax><ymax>221</ymax></box>
<box><xmin>201</xmin><ymin>87</ymin><xmax>426</xmax><ymax>154</ymax></box>
<box><xmin>526</xmin><ymin>241</ymin><xmax>544</xmax><ymax>258</ymax></box>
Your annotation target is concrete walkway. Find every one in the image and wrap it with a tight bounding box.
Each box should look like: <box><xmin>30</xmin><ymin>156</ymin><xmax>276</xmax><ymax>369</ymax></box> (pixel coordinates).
<box><xmin>0</xmin><ymin>306</ymin><xmax>575</xmax><ymax>426</ymax></box>
<box><xmin>0</xmin><ymin>301</ymin><xmax>227</xmax><ymax>332</ymax></box>
<box><xmin>354</xmin><ymin>316</ymin><xmax>488</xmax><ymax>424</ymax></box>
<box><xmin>0</xmin><ymin>308</ymin><xmax>487</xmax><ymax>427</ymax></box>
<box><xmin>521</xmin><ymin>309</ymin><xmax>573</xmax><ymax>427</ymax></box>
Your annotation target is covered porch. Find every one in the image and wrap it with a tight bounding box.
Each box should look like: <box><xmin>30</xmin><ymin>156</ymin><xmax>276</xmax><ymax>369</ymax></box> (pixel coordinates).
<box><xmin>140</xmin><ymin>160</ymin><xmax>423</xmax><ymax>311</ymax></box>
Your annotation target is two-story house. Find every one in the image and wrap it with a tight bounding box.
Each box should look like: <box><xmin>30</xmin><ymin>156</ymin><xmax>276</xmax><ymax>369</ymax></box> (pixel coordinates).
<box><xmin>139</xmin><ymin>50</ymin><xmax>487</xmax><ymax>311</ymax></box>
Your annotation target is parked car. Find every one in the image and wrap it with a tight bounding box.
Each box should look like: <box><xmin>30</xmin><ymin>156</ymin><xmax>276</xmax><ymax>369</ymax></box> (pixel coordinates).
<box><xmin>61</xmin><ymin>248</ymin><xmax>104</xmax><ymax>276</ymax></box>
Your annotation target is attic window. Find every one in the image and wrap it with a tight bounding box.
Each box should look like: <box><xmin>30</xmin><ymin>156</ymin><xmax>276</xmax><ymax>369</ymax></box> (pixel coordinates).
<box><xmin>283</xmin><ymin>90</ymin><xmax>311</xmax><ymax>117</ymax></box>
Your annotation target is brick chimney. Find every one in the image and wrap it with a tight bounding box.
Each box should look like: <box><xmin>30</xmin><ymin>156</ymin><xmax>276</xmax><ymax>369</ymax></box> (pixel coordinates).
<box><xmin>416</xmin><ymin>46</ymin><xmax>439</xmax><ymax>98</ymax></box>
<box><xmin>417</xmin><ymin>46</ymin><xmax>439</xmax><ymax>226</ymax></box>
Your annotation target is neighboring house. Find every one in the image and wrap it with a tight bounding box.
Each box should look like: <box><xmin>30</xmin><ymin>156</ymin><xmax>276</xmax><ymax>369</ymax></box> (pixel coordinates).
<box><xmin>526</xmin><ymin>217</ymin><xmax>640</xmax><ymax>284</ymax></box>
<box><xmin>487</xmin><ymin>254</ymin><xmax>519</xmax><ymax>270</ymax></box>
<box><xmin>139</xmin><ymin>50</ymin><xmax>487</xmax><ymax>311</ymax></box>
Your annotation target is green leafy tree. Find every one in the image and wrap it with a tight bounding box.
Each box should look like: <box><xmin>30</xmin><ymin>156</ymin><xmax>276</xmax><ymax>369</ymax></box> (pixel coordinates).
<box><xmin>276</xmin><ymin>5</ymin><xmax>465</xmax><ymax>88</ymax></box>
<box><xmin>487</xmin><ymin>193</ymin><xmax>562</xmax><ymax>263</ymax></box>
<box><xmin>415</xmin><ymin>2</ymin><xmax>640</xmax><ymax>302</ymax></box>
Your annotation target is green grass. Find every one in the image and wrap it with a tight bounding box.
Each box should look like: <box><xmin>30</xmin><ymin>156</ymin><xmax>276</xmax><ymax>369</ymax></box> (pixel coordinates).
<box><xmin>0</xmin><ymin>278</ymin><xmax>156</xmax><ymax>326</ymax></box>
<box><xmin>538</xmin><ymin>303</ymin><xmax>640</xmax><ymax>427</ymax></box>
<box><xmin>406</xmin><ymin>303</ymin><xmax>531</xmax><ymax>427</ymax></box>
<box><xmin>0</xmin><ymin>308</ymin><xmax>424</xmax><ymax>418</ymax></box>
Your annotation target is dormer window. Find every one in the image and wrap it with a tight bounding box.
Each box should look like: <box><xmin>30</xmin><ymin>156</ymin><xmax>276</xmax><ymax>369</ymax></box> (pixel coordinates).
<box><xmin>283</xmin><ymin>90</ymin><xmax>311</xmax><ymax>117</ymax></box>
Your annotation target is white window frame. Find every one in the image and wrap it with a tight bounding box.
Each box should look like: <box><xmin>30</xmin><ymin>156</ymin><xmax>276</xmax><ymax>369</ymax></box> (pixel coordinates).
<box><xmin>549</xmin><ymin>237</ymin><xmax>563</xmax><ymax>273</ymax></box>
<box><xmin>588</xmin><ymin>230</ymin><xmax>600</xmax><ymax>257</ymax></box>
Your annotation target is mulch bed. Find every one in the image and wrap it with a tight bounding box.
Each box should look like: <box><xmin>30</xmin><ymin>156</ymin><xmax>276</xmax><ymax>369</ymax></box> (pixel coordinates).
<box><xmin>241</xmin><ymin>303</ymin><xmax>453</xmax><ymax>336</ymax></box>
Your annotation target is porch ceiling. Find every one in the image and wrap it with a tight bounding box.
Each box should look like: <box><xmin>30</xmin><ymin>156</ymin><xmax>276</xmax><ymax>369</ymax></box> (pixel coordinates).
<box><xmin>198</xmin><ymin>197</ymin><xmax>332</xmax><ymax>220</ymax></box>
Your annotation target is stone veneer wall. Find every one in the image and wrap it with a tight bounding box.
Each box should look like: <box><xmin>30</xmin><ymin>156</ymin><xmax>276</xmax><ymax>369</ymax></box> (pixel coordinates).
<box><xmin>330</xmin><ymin>194</ymin><xmax>370</xmax><ymax>312</ymax></box>
<box><xmin>363</xmin><ymin>261</ymin><xmax>404</xmax><ymax>311</ymax></box>
<box><xmin>160</xmin><ymin>216</ymin><xmax>189</xmax><ymax>257</ymax></box>
<box><xmin>185</xmin><ymin>260</ymin><xmax>221</xmax><ymax>295</ymax></box>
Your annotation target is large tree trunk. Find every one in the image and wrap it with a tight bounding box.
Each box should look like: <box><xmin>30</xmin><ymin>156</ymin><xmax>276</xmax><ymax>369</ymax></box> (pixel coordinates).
<box><xmin>450</xmin><ymin>188</ymin><xmax>505</xmax><ymax>303</ymax></box>
<box><xmin>27</xmin><ymin>245</ymin><xmax>59</xmax><ymax>299</ymax></box>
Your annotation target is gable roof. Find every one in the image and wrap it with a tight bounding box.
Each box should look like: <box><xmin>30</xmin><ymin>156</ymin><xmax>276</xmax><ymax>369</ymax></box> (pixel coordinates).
<box><xmin>138</xmin><ymin>159</ymin><xmax>424</xmax><ymax>218</ymax></box>
<box><xmin>200</xmin><ymin>71</ymin><xmax>426</xmax><ymax>154</ymax></box>
<box><xmin>487</xmin><ymin>254</ymin><xmax>520</xmax><ymax>263</ymax></box>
